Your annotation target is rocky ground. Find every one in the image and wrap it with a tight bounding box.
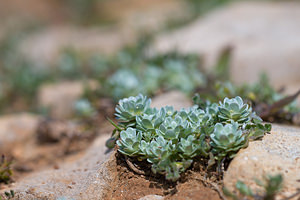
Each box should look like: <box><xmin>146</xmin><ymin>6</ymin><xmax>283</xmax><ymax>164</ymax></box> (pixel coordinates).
<box><xmin>0</xmin><ymin>1</ymin><xmax>300</xmax><ymax>200</ymax></box>
<box><xmin>1</xmin><ymin>91</ymin><xmax>299</xmax><ymax>199</ymax></box>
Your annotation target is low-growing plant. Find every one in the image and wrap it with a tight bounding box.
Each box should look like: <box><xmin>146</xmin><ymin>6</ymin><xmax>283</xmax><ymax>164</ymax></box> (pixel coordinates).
<box><xmin>194</xmin><ymin>74</ymin><xmax>300</xmax><ymax>124</ymax></box>
<box><xmin>0</xmin><ymin>190</ymin><xmax>15</xmax><ymax>200</ymax></box>
<box><xmin>0</xmin><ymin>155</ymin><xmax>12</xmax><ymax>184</ymax></box>
<box><xmin>99</xmin><ymin>50</ymin><xmax>206</xmax><ymax>101</ymax></box>
<box><xmin>223</xmin><ymin>174</ymin><xmax>284</xmax><ymax>200</ymax></box>
<box><xmin>73</xmin><ymin>99</ymin><xmax>96</xmax><ymax>118</ymax></box>
<box><xmin>107</xmin><ymin>94</ymin><xmax>271</xmax><ymax>181</ymax></box>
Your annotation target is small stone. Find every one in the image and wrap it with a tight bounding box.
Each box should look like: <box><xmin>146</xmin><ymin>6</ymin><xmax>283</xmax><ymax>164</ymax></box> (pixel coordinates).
<box><xmin>138</xmin><ymin>195</ymin><xmax>164</xmax><ymax>200</ymax></box>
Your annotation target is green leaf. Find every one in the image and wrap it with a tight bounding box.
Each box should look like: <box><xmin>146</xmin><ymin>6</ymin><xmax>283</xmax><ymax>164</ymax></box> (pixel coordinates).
<box><xmin>105</xmin><ymin>137</ymin><xmax>117</xmax><ymax>149</ymax></box>
<box><xmin>264</xmin><ymin>123</ymin><xmax>272</xmax><ymax>132</ymax></box>
<box><xmin>142</xmin><ymin>119</ymin><xmax>154</xmax><ymax>129</ymax></box>
<box><xmin>236</xmin><ymin>181</ymin><xmax>253</xmax><ymax>196</ymax></box>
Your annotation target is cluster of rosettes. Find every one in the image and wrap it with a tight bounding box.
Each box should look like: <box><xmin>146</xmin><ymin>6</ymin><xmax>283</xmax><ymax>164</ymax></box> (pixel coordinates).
<box><xmin>109</xmin><ymin>94</ymin><xmax>271</xmax><ymax>181</ymax></box>
<box><xmin>104</xmin><ymin>54</ymin><xmax>206</xmax><ymax>101</ymax></box>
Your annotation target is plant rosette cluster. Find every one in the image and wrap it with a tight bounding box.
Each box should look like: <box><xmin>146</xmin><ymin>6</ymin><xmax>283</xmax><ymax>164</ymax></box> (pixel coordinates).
<box><xmin>107</xmin><ymin>94</ymin><xmax>271</xmax><ymax>181</ymax></box>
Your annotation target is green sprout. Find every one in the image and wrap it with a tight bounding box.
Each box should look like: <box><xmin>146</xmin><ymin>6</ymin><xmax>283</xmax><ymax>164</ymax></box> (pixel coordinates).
<box><xmin>74</xmin><ymin>99</ymin><xmax>96</xmax><ymax>118</ymax></box>
<box><xmin>0</xmin><ymin>190</ymin><xmax>15</xmax><ymax>200</ymax></box>
<box><xmin>115</xmin><ymin>94</ymin><xmax>151</xmax><ymax>127</ymax></box>
<box><xmin>116</xmin><ymin>128</ymin><xmax>143</xmax><ymax>157</ymax></box>
<box><xmin>107</xmin><ymin>69</ymin><xmax>141</xmax><ymax>100</ymax></box>
<box><xmin>218</xmin><ymin>96</ymin><xmax>252</xmax><ymax>123</ymax></box>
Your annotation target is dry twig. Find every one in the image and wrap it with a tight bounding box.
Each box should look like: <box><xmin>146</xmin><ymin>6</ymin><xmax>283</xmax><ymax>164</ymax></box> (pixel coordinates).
<box><xmin>124</xmin><ymin>155</ymin><xmax>146</xmax><ymax>175</ymax></box>
<box><xmin>193</xmin><ymin>174</ymin><xmax>226</xmax><ymax>200</ymax></box>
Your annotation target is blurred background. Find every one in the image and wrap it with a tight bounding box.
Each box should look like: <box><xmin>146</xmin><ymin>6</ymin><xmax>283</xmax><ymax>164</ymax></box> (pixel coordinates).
<box><xmin>0</xmin><ymin>0</ymin><xmax>299</xmax><ymax>119</ymax></box>
<box><xmin>0</xmin><ymin>0</ymin><xmax>208</xmax><ymax>117</ymax></box>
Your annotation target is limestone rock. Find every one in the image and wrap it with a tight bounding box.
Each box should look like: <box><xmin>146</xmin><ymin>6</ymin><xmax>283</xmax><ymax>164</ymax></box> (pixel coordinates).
<box><xmin>154</xmin><ymin>1</ymin><xmax>300</xmax><ymax>89</ymax></box>
<box><xmin>37</xmin><ymin>81</ymin><xmax>97</xmax><ymax>119</ymax></box>
<box><xmin>224</xmin><ymin>124</ymin><xmax>300</xmax><ymax>198</ymax></box>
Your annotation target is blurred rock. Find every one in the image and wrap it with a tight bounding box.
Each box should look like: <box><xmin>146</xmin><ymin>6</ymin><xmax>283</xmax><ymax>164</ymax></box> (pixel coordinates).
<box><xmin>0</xmin><ymin>0</ymin><xmax>187</xmax><ymax>28</ymax></box>
<box><xmin>36</xmin><ymin>118</ymin><xmax>89</xmax><ymax>144</ymax></box>
<box><xmin>100</xmin><ymin>0</ymin><xmax>189</xmax><ymax>31</ymax></box>
<box><xmin>151</xmin><ymin>91</ymin><xmax>192</xmax><ymax>110</ymax></box>
<box><xmin>224</xmin><ymin>124</ymin><xmax>300</xmax><ymax>199</ymax></box>
<box><xmin>15</xmin><ymin>0</ymin><xmax>188</xmax><ymax>67</ymax></box>
<box><xmin>18</xmin><ymin>26</ymin><xmax>135</xmax><ymax>67</ymax></box>
<box><xmin>154</xmin><ymin>1</ymin><xmax>300</xmax><ymax>89</ymax></box>
<box><xmin>0</xmin><ymin>0</ymin><xmax>64</xmax><ymax>25</ymax></box>
<box><xmin>0</xmin><ymin>113</ymin><xmax>79</xmax><ymax>165</ymax></box>
<box><xmin>0</xmin><ymin>113</ymin><xmax>40</xmax><ymax>153</ymax></box>
<box><xmin>37</xmin><ymin>80</ymin><xmax>97</xmax><ymax>119</ymax></box>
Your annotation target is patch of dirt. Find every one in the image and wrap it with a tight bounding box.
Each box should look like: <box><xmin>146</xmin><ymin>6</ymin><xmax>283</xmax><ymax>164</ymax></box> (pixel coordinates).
<box><xmin>107</xmin><ymin>153</ymin><xmax>222</xmax><ymax>200</ymax></box>
<box><xmin>165</xmin><ymin>175</ymin><xmax>221</xmax><ymax>200</ymax></box>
